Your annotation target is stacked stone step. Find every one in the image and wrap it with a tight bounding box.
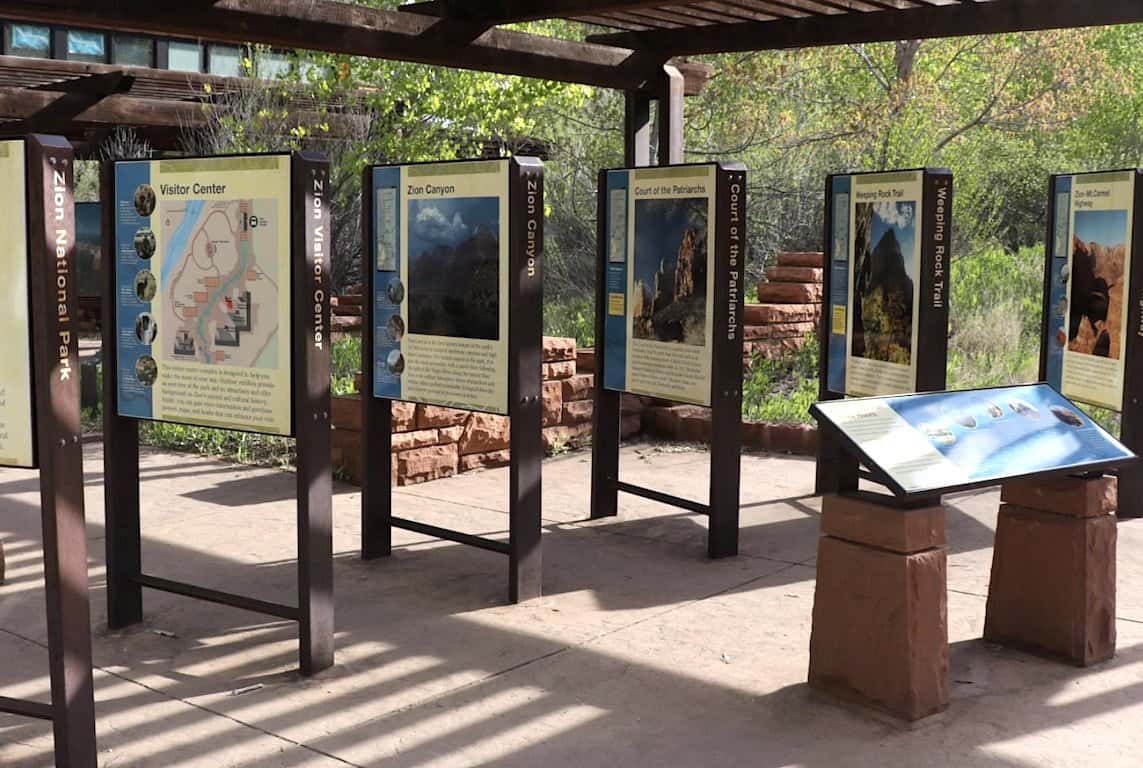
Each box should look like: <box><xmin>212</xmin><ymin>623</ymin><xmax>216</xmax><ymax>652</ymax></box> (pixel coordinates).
<box><xmin>744</xmin><ymin>251</ymin><xmax>823</xmax><ymax>362</ymax></box>
<box><xmin>331</xmin><ymin>337</ymin><xmax>641</xmax><ymax>487</ymax></box>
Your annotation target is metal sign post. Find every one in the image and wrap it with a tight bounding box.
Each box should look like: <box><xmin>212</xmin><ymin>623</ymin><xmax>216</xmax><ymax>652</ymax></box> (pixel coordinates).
<box><xmin>0</xmin><ymin>135</ymin><xmax>98</xmax><ymax>768</ymax></box>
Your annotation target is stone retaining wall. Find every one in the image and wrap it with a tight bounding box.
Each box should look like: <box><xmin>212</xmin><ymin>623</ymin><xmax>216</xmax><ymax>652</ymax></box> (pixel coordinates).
<box><xmin>744</xmin><ymin>251</ymin><xmax>823</xmax><ymax>363</ymax></box>
<box><xmin>331</xmin><ymin>336</ymin><xmax>642</xmax><ymax>486</ymax></box>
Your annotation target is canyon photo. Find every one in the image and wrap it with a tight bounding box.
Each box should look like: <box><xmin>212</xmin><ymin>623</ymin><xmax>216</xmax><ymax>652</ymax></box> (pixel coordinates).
<box><xmin>631</xmin><ymin>197</ymin><xmax>709</xmax><ymax>346</ymax></box>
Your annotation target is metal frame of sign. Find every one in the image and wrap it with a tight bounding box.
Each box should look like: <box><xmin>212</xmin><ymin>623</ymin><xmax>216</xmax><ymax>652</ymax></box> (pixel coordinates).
<box><xmin>1040</xmin><ymin>170</ymin><xmax>1143</xmax><ymax>518</ymax></box>
<box><xmin>810</xmin><ymin>383</ymin><xmax>1136</xmax><ymax>500</ymax></box>
<box><xmin>816</xmin><ymin>167</ymin><xmax>953</xmax><ymax>497</ymax></box>
<box><xmin>100</xmin><ymin>151</ymin><xmax>334</xmax><ymax>675</ymax></box>
<box><xmin>589</xmin><ymin>161</ymin><xmax>747</xmax><ymax>559</ymax></box>
<box><xmin>0</xmin><ymin>135</ymin><xmax>98</xmax><ymax>768</ymax></box>
<box><xmin>360</xmin><ymin>157</ymin><xmax>544</xmax><ymax>603</ymax></box>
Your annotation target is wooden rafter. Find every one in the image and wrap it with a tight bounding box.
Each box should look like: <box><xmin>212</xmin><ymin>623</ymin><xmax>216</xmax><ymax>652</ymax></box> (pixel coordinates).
<box><xmin>0</xmin><ymin>0</ymin><xmax>710</xmax><ymax>92</ymax></box>
<box><xmin>587</xmin><ymin>0</ymin><xmax>1143</xmax><ymax>53</ymax></box>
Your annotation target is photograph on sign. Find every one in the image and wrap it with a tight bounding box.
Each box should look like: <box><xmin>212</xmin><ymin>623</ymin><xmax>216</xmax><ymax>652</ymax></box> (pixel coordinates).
<box><xmin>114</xmin><ymin>155</ymin><xmax>293</xmax><ymax>434</ymax></box>
<box><xmin>602</xmin><ymin>164</ymin><xmax>717</xmax><ymax>406</ymax></box>
<box><xmin>371</xmin><ymin>160</ymin><xmax>511</xmax><ymax>414</ymax></box>
<box><xmin>0</xmin><ymin>140</ymin><xmax>33</xmax><ymax>468</ymax></box>
<box><xmin>844</xmin><ymin>171</ymin><xmax>923</xmax><ymax>396</ymax></box>
<box><xmin>812</xmin><ymin>384</ymin><xmax>1134</xmax><ymax>496</ymax></box>
<box><xmin>1045</xmin><ymin>172</ymin><xmax>1135</xmax><ymax>411</ymax></box>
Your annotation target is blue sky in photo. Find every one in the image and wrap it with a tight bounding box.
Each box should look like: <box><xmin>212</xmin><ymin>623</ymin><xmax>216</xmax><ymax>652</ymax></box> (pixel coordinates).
<box><xmin>868</xmin><ymin>200</ymin><xmax>917</xmax><ymax>282</ymax></box>
<box><xmin>1074</xmin><ymin>209</ymin><xmax>1128</xmax><ymax>248</ymax></box>
<box><xmin>407</xmin><ymin>197</ymin><xmax>498</xmax><ymax>260</ymax></box>
<box><xmin>633</xmin><ymin>198</ymin><xmax>706</xmax><ymax>290</ymax></box>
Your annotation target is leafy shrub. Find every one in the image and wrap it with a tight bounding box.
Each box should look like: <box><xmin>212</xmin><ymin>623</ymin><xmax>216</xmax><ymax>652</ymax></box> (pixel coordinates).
<box><xmin>544</xmin><ymin>296</ymin><xmax>595</xmax><ymax>348</ymax></box>
<box><xmin>742</xmin><ymin>335</ymin><xmax>819</xmax><ymax>425</ymax></box>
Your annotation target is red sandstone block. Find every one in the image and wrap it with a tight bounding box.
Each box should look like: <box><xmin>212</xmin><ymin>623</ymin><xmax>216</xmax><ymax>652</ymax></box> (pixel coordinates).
<box><xmin>757</xmin><ymin>281</ymin><xmax>823</xmax><ymax>304</ymax></box>
<box><xmin>810</xmin><ymin>536</ymin><xmax>948</xmax><ymax>721</ymax></box>
<box><xmin>766</xmin><ymin>266</ymin><xmax>823</xmax><ymax>284</ymax></box>
<box><xmin>396</xmin><ymin>443</ymin><xmax>458</xmax><ymax>484</ymax></box>
<box><xmin>744</xmin><ymin>303</ymin><xmax>819</xmax><ymax>325</ymax></box>
<box><xmin>543</xmin><ymin>336</ymin><xmax>577</xmax><ymax>362</ymax></box>
<box><xmin>544</xmin><ymin>361</ymin><xmax>576</xmax><ymax>380</ymax></box>
<box><xmin>620</xmin><ymin>393</ymin><xmax>645</xmax><ymax>415</ymax></box>
<box><xmin>416</xmin><ymin>405</ymin><xmax>471</xmax><ymax>429</ymax></box>
<box><xmin>391</xmin><ymin>428</ymin><xmax>442</xmax><ymax>452</ymax></box>
<box><xmin>563</xmin><ymin>400</ymin><xmax>593</xmax><ymax>425</ymax></box>
<box><xmin>821</xmin><ymin>494</ymin><xmax>945</xmax><ymax>554</ymax></box>
<box><xmin>1000</xmin><ymin>475</ymin><xmax>1117</xmax><ymax>518</ymax></box>
<box><xmin>331</xmin><ymin>394</ymin><xmax>362</xmax><ymax>431</ymax></box>
<box><xmin>777</xmin><ymin>251</ymin><xmax>824</xmax><ymax>268</ymax></box>
<box><xmin>392</xmin><ymin>401</ymin><xmax>416</xmax><ymax>431</ymax></box>
<box><xmin>743</xmin><ymin>321</ymin><xmax>817</xmax><ymax>341</ymax></box>
<box><xmin>576</xmin><ymin>348</ymin><xmax>595</xmax><ymax>374</ymax></box>
<box><xmin>543</xmin><ymin>380</ymin><xmax>563</xmax><ymax>427</ymax></box>
<box><xmin>984</xmin><ymin>503</ymin><xmax>1116</xmax><ymax>666</ymax></box>
<box><xmin>458</xmin><ymin>412</ymin><xmax>511</xmax><ymax>455</ymax></box>
<box><xmin>460</xmin><ymin>449</ymin><xmax>512</xmax><ymax>472</ymax></box>
<box><xmin>562</xmin><ymin>373</ymin><xmax>594</xmax><ymax>402</ymax></box>
<box><xmin>543</xmin><ymin>423</ymin><xmax>592</xmax><ymax>452</ymax></box>
<box><xmin>620</xmin><ymin>412</ymin><xmax>642</xmax><ymax>439</ymax></box>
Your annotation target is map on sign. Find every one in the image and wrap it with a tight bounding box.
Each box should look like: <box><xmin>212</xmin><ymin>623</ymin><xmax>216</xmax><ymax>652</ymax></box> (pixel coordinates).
<box><xmin>160</xmin><ymin>199</ymin><xmax>280</xmax><ymax>369</ymax></box>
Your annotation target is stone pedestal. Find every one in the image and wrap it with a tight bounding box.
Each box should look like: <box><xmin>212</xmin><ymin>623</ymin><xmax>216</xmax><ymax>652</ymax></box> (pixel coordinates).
<box><xmin>809</xmin><ymin>494</ymin><xmax>948</xmax><ymax>721</ymax></box>
<box><xmin>984</xmin><ymin>476</ymin><xmax>1117</xmax><ymax>666</ymax></box>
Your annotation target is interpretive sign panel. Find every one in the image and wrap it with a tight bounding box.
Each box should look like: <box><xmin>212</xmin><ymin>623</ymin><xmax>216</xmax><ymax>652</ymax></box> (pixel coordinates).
<box><xmin>811</xmin><ymin>384</ymin><xmax>1135</xmax><ymax>497</ymax></box>
<box><xmin>0</xmin><ymin>140</ymin><xmax>33</xmax><ymax>468</ymax></box>
<box><xmin>113</xmin><ymin>154</ymin><xmax>293</xmax><ymax>435</ymax></box>
<box><xmin>370</xmin><ymin>159</ymin><xmax>520</xmax><ymax>415</ymax></box>
<box><xmin>824</xmin><ymin>169</ymin><xmax>952</xmax><ymax>397</ymax></box>
<box><xmin>601</xmin><ymin>162</ymin><xmax>745</xmax><ymax>406</ymax></box>
<box><xmin>1043</xmin><ymin>171</ymin><xmax>1142</xmax><ymax>412</ymax></box>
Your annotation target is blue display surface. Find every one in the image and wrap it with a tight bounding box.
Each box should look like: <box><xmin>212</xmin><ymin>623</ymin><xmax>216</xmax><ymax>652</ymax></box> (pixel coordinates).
<box><xmin>1044</xmin><ymin>176</ymin><xmax>1072</xmax><ymax>394</ymax></box>
<box><xmin>811</xmin><ymin>383</ymin><xmax>1135</xmax><ymax>496</ymax></box>
<box><xmin>602</xmin><ymin>170</ymin><xmax>629</xmax><ymax>394</ymax></box>
<box><xmin>826</xmin><ymin>174</ymin><xmax>851</xmax><ymax>395</ymax></box>
<box><xmin>114</xmin><ymin>161</ymin><xmax>155</xmax><ymax>422</ymax></box>
<box><xmin>371</xmin><ymin>165</ymin><xmax>402</xmax><ymax>401</ymax></box>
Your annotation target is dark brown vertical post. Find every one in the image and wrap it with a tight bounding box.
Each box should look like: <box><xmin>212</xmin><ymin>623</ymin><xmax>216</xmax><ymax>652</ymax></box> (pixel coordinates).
<box><xmin>27</xmin><ymin>134</ymin><xmax>98</xmax><ymax>767</ymax></box>
<box><xmin>590</xmin><ymin>92</ymin><xmax>651</xmax><ymax>520</ymax></box>
<box><xmin>508</xmin><ymin>157</ymin><xmax>544</xmax><ymax>603</ymax></box>
<box><xmin>708</xmin><ymin>164</ymin><xmax>746</xmax><ymax>558</ymax></box>
<box><xmin>101</xmin><ymin>159</ymin><xmax>143</xmax><ymax>629</ymax></box>
<box><xmin>361</xmin><ymin>169</ymin><xmax>394</xmax><ymax>557</ymax></box>
<box><xmin>1118</xmin><ymin>170</ymin><xmax>1143</xmax><ymax>518</ymax></box>
<box><xmin>292</xmin><ymin>152</ymin><xmax>334</xmax><ymax>674</ymax></box>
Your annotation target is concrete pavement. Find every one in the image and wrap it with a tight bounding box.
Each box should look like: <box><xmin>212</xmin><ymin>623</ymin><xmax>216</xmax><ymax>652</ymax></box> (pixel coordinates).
<box><xmin>2</xmin><ymin>441</ymin><xmax>1143</xmax><ymax>766</ymax></box>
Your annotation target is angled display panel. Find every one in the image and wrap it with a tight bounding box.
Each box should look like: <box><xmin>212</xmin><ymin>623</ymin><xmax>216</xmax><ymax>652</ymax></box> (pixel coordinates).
<box><xmin>0</xmin><ymin>140</ymin><xmax>33</xmax><ymax>468</ymax></box>
<box><xmin>824</xmin><ymin>168</ymin><xmax>952</xmax><ymax>397</ymax></box>
<box><xmin>112</xmin><ymin>155</ymin><xmax>293</xmax><ymax>435</ymax></box>
<box><xmin>370</xmin><ymin>159</ymin><xmax>512</xmax><ymax>414</ymax></box>
<box><xmin>1043</xmin><ymin>170</ymin><xmax>1140</xmax><ymax>412</ymax></box>
<box><xmin>601</xmin><ymin>162</ymin><xmax>745</xmax><ymax>406</ymax></box>
<box><xmin>812</xmin><ymin>384</ymin><xmax>1135</xmax><ymax>497</ymax></box>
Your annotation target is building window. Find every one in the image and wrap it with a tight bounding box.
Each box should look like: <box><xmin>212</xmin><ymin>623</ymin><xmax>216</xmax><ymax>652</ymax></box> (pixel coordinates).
<box><xmin>112</xmin><ymin>35</ymin><xmax>152</xmax><ymax>67</ymax></box>
<box><xmin>207</xmin><ymin>44</ymin><xmax>243</xmax><ymax>77</ymax></box>
<box><xmin>167</xmin><ymin>40</ymin><xmax>203</xmax><ymax>72</ymax></box>
<box><xmin>257</xmin><ymin>50</ymin><xmax>292</xmax><ymax>80</ymax></box>
<box><xmin>5</xmin><ymin>23</ymin><xmax>51</xmax><ymax>58</ymax></box>
<box><xmin>65</xmin><ymin>30</ymin><xmax>106</xmax><ymax>63</ymax></box>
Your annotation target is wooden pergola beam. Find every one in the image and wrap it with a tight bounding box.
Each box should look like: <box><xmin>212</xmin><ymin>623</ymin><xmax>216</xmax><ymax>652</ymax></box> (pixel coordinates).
<box><xmin>0</xmin><ymin>0</ymin><xmax>710</xmax><ymax>93</ymax></box>
<box><xmin>404</xmin><ymin>0</ymin><xmax>689</xmax><ymax>25</ymax></box>
<box><xmin>588</xmin><ymin>0</ymin><xmax>1143</xmax><ymax>54</ymax></box>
